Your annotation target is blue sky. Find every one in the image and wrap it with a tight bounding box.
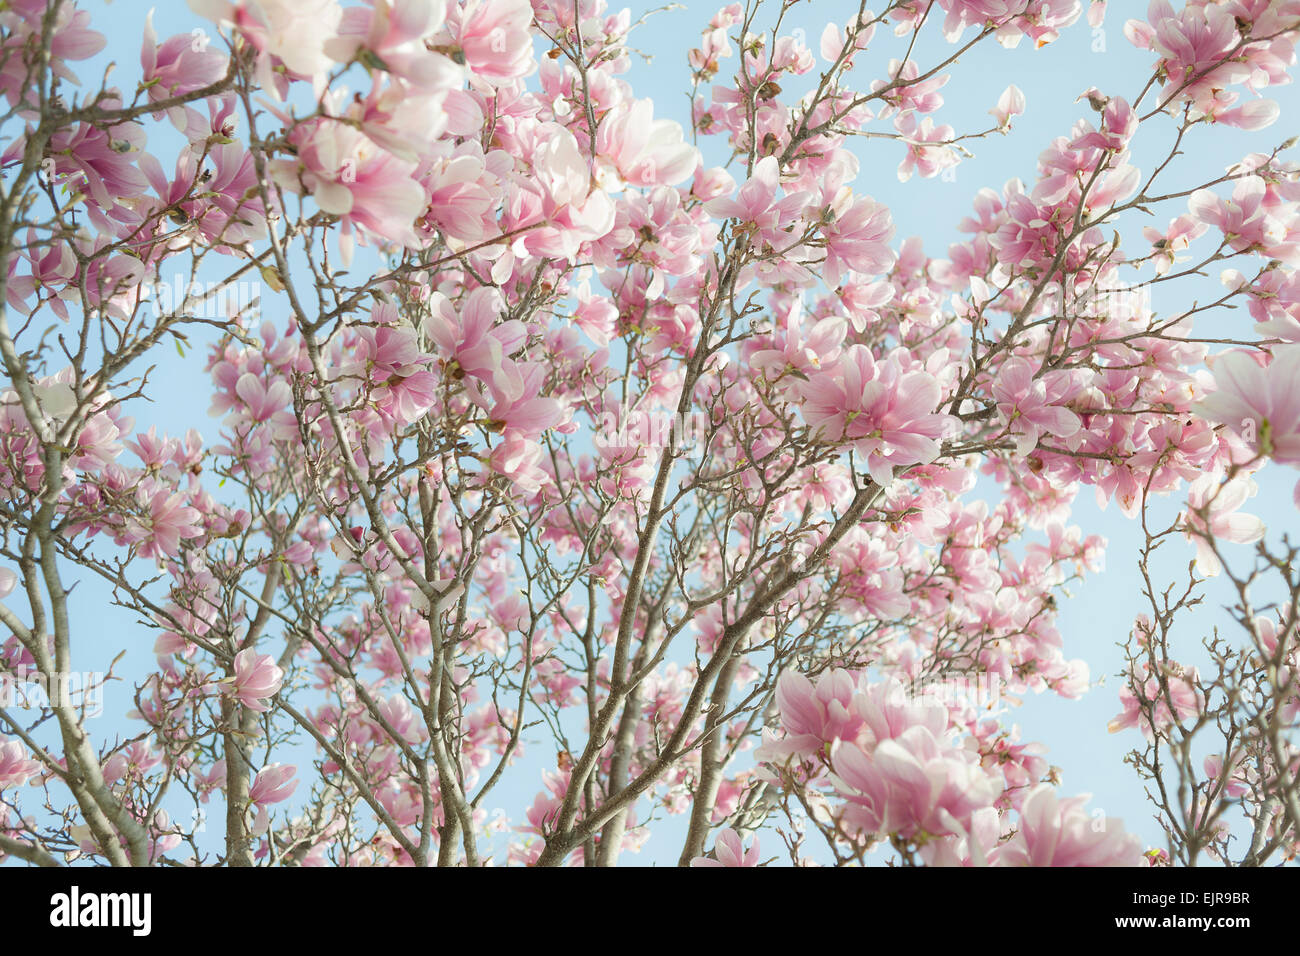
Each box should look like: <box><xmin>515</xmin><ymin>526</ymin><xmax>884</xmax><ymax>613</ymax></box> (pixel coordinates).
<box><xmin>6</xmin><ymin>0</ymin><xmax>1299</xmax><ymax>865</ymax></box>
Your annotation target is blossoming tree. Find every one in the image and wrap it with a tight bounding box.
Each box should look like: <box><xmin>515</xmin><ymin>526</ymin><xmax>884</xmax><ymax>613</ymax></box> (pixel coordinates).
<box><xmin>1</xmin><ymin>0</ymin><xmax>1299</xmax><ymax>868</ymax></box>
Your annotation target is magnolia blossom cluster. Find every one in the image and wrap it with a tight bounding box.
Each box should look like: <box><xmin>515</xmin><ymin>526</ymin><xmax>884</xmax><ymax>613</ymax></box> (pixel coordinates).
<box><xmin>744</xmin><ymin>670</ymin><xmax>1144</xmax><ymax>867</ymax></box>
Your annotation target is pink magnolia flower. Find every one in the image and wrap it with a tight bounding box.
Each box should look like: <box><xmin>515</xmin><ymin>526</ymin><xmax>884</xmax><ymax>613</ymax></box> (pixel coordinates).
<box><xmin>140</xmin><ymin>11</ymin><xmax>229</xmax><ymax>108</ymax></box>
<box><xmin>189</xmin><ymin>0</ymin><xmax>342</xmax><ymax>86</ymax></box>
<box><xmin>820</xmin><ymin>193</ymin><xmax>896</xmax><ymax>286</ymax></box>
<box><xmin>1213</xmin><ymin>99</ymin><xmax>1280</xmax><ymax>132</ymax></box>
<box><xmin>690</xmin><ymin>828</ymin><xmax>761</xmax><ymax>867</ymax></box>
<box><xmin>437</xmin><ymin>0</ymin><xmax>534</xmax><ymax>87</ymax></box>
<box><xmin>248</xmin><ymin>763</ymin><xmax>298</xmax><ymax>805</ymax></box>
<box><xmin>417</xmin><ymin>141</ymin><xmax>503</xmax><ymax>243</ymax></box>
<box><xmin>41</xmin><ymin>118</ymin><xmax>150</xmax><ymax>214</ymax></box>
<box><xmin>705</xmin><ymin>156</ymin><xmax>810</xmax><ymax>238</ymax></box>
<box><xmin>989</xmin><ymin>84</ymin><xmax>1025</xmax><ymax>129</ymax></box>
<box><xmin>234</xmin><ymin>373</ymin><xmax>292</xmax><ymax>425</ymax></box>
<box><xmin>0</xmin><ymin>1</ymin><xmax>105</xmax><ymax>106</ymax></box>
<box><xmin>832</xmin><ymin>725</ymin><xmax>1003</xmax><ymax>841</ymax></box>
<box><xmin>487</xmin><ymin>429</ymin><xmax>550</xmax><ymax>495</ymax></box>
<box><xmin>1180</xmin><ymin>474</ymin><xmax>1265</xmax><ymax>576</ymax></box>
<box><xmin>763</xmin><ymin>669</ymin><xmax>863</xmax><ymax>761</ymax></box>
<box><xmin>344</xmin><ymin>319</ymin><xmax>439</xmax><ymax>426</ymax></box>
<box><xmin>854</xmin><ymin>678</ymin><xmax>950</xmax><ymax>749</ymax></box>
<box><xmin>1125</xmin><ymin>0</ymin><xmax>1250</xmax><ymax>121</ymax></box>
<box><xmin>992</xmin><ymin>357</ymin><xmax>1083</xmax><ymax>456</ymax></box>
<box><xmin>0</xmin><ymin>737</ymin><xmax>40</xmax><ymax>788</ymax></box>
<box><xmin>424</xmin><ymin>287</ymin><xmax>525</xmax><ymax>382</ymax></box>
<box><xmin>269</xmin><ymin>114</ymin><xmax>425</xmax><ymax>264</ymax></box>
<box><xmin>595</xmin><ymin>99</ymin><xmax>698</xmax><ymax>189</ymax></box>
<box><xmin>1072</xmin><ymin>95</ymin><xmax>1137</xmax><ymax>152</ymax></box>
<box><xmin>937</xmin><ymin>0</ymin><xmax>1082</xmax><ymax>47</ymax></box>
<box><xmin>1204</xmin><ymin>753</ymin><xmax>1250</xmax><ymax>799</ymax></box>
<box><xmin>1196</xmin><ymin>345</ymin><xmax>1300</xmax><ymax>465</ymax></box>
<box><xmin>872</xmin><ymin>59</ymin><xmax>950</xmax><ymax>117</ymax></box>
<box><xmin>1142</xmin><ymin>214</ymin><xmax>1206</xmax><ymax>276</ymax></box>
<box><xmin>798</xmin><ymin>345</ymin><xmax>954</xmax><ymax>486</ymax></box>
<box><xmin>819</xmin><ymin>16</ymin><xmax>875</xmax><ymax>68</ymax></box>
<box><xmin>1109</xmin><ymin>662</ymin><xmax>1202</xmax><ymax>740</ymax></box>
<box><xmin>746</xmin><ymin>307</ymin><xmax>846</xmax><ymax>384</ymax></box>
<box><xmin>5</xmin><ymin>228</ymin><xmax>77</xmax><ymax>320</ymax></box>
<box><xmin>225</xmin><ymin>649</ymin><xmax>285</xmax><ymax>712</ymax></box>
<box><xmin>470</xmin><ymin>361</ymin><xmax>563</xmax><ymax>439</ymax></box>
<box><xmin>324</xmin><ymin>0</ymin><xmax>460</xmax><ymax>92</ymax></box>
<box><xmin>519</xmin><ymin>124</ymin><xmax>616</xmax><ymax>260</ymax></box>
<box><xmin>120</xmin><ymin>483</ymin><xmax>203</xmax><ymax>560</ymax></box>
<box><xmin>992</xmin><ymin>785</ymin><xmax>1144</xmax><ymax>866</ymax></box>
<box><xmin>894</xmin><ymin>114</ymin><xmax>957</xmax><ymax>182</ymax></box>
<box><xmin>571</xmin><ymin>279</ymin><xmax>618</xmax><ymax>346</ymax></box>
<box><xmin>1189</xmin><ymin>178</ymin><xmax>1286</xmax><ymax>256</ymax></box>
<box><xmin>139</xmin><ymin>143</ymin><xmax>271</xmax><ymax>250</ymax></box>
<box><xmin>0</xmin><ymin>567</ymin><xmax>16</xmax><ymax>600</ymax></box>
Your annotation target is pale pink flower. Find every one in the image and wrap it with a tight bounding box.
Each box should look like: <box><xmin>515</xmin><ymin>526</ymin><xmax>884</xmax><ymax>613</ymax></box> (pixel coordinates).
<box><xmin>1204</xmin><ymin>753</ymin><xmax>1249</xmax><ymax>799</ymax></box>
<box><xmin>1142</xmin><ymin>214</ymin><xmax>1206</xmax><ymax>276</ymax></box>
<box><xmin>248</xmin><ymin>763</ymin><xmax>298</xmax><ymax>805</ymax></box>
<box><xmin>853</xmin><ymin>677</ymin><xmax>949</xmax><ymax>748</ymax></box>
<box><xmin>1188</xmin><ymin>177</ymin><xmax>1285</xmax><ymax>254</ymax></box>
<box><xmin>571</xmin><ymin>280</ymin><xmax>618</xmax><ymax>346</ymax></box>
<box><xmin>225</xmin><ymin>648</ymin><xmax>284</xmax><ymax>712</ymax></box>
<box><xmin>595</xmin><ymin>99</ymin><xmax>698</xmax><ymax>189</ymax></box>
<box><xmin>766</xmin><ymin>669</ymin><xmax>863</xmax><ymax>760</ymax></box>
<box><xmin>0</xmin><ymin>1</ymin><xmax>104</xmax><ymax>106</ymax></box>
<box><xmin>992</xmin><ymin>357</ymin><xmax>1082</xmax><ymax>456</ymax></box>
<box><xmin>189</xmin><ymin>0</ymin><xmax>342</xmax><ymax>82</ymax></box>
<box><xmin>140</xmin><ymin>11</ymin><xmax>229</xmax><ymax>107</ymax></box>
<box><xmin>989</xmin><ymin>84</ymin><xmax>1025</xmax><ymax>129</ymax></box>
<box><xmin>1109</xmin><ymin>663</ymin><xmax>1203</xmax><ymax>740</ymax></box>
<box><xmin>438</xmin><ymin>0</ymin><xmax>534</xmax><ymax>86</ymax></box>
<box><xmin>345</xmin><ymin>320</ymin><xmax>438</xmax><ymax>426</ymax></box>
<box><xmin>747</xmin><ymin>307</ymin><xmax>846</xmax><ymax>384</ymax></box>
<box><xmin>690</xmin><ymin>828</ymin><xmax>761</xmax><ymax>867</ymax></box>
<box><xmin>0</xmin><ymin>738</ymin><xmax>40</xmax><ymax>788</ymax></box>
<box><xmin>234</xmin><ymin>373</ymin><xmax>292</xmax><ymax>424</ymax></box>
<box><xmin>269</xmin><ymin>115</ymin><xmax>425</xmax><ymax>264</ymax></box>
<box><xmin>894</xmin><ymin>114</ymin><xmax>957</xmax><ymax>182</ymax></box>
<box><xmin>487</xmin><ymin>429</ymin><xmax>550</xmax><ymax>495</ymax></box>
<box><xmin>705</xmin><ymin>156</ymin><xmax>809</xmax><ymax>236</ymax></box>
<box><xmin>1214</xmin><ymin>99</ymin><xmax>1281</xmax><ymax>131</ymax></box>
<box><xmin>833</xmin><ymin>725</ymin><xmax>1002</xmax><ymax>841</ymax></box>
<box><xmin>325</xmin><ymin>0</ymin><xmax>459</xmax><ymax>92</ymax></box>
<box><xmin>872</xmin><ymin>59</ymin><xmax>949</xmax><ymax>116</ymax></box>
<box><xmin>820</xmin><ymin>193</ymin><xmax>896</xmax><ymax>286</ymax></box>
<box><xmin>522</xmin><ymin>124</ymin><xmax>617</xmax><ymax>259</ymax></box>
<box><xmin>470</xmin><ymin>361</ymin><xmax>563</xmax><ymax>439</ymax></box>
<box><xmin>992</xmin><ymin>785</ymin><xmax>1144</xmax><ymax>866</ymax></box>
<box><xmin>1196</xmin><ymin>345</ymin><xmax>1300</xmax><ymax>465</ymax></box>
<box><xmin>798</xmin><ymin>346</ymin><xmax>953</xmax><ymax>486</ymax></box>
<box><xmin>424</xmin><ymin>287</ymin><xmax>525</xmax><ymax>382</ymax></box>
<box><xmin>121</xmin><ymin>484</ymin><xmax>202</xmax><ymax>560</ymax></box>
<box><xmin>1073</xmin><ymin>96</ymin><xmax>1137</xmax><ymax>151</ymax></box>
<box><xmin>1180</xmin><ymin>474</ymin><xmax>1265</xmax><ymax>576</ymax></box>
